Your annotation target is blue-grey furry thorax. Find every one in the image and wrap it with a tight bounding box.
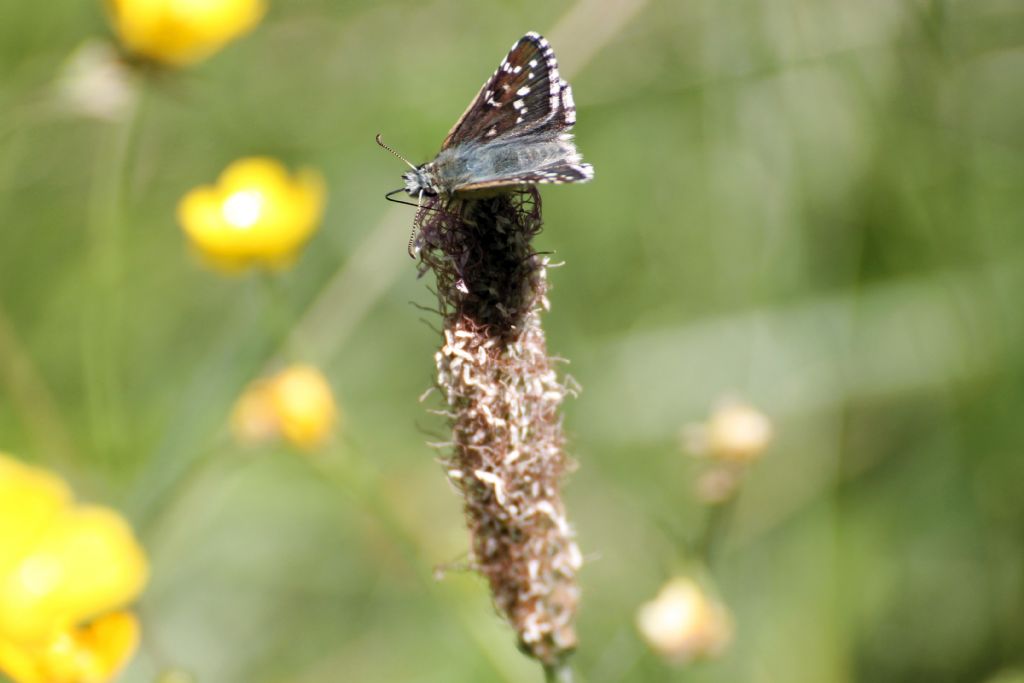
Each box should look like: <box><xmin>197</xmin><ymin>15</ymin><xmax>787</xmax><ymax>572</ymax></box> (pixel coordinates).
<box><xmin>403</xmin><ymin>133</ymin><xmax>582</xmax><ymax>197</ymax></box>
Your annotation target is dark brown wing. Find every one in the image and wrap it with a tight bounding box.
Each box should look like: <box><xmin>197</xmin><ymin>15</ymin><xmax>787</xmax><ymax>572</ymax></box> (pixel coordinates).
<box><xmin>441</xmin><ymin>32</ymin><xmax>574</xmax><ymax>149</ymax></box>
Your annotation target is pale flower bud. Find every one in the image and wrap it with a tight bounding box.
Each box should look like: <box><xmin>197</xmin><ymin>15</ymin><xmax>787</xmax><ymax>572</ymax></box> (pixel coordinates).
<box><xmin>687</xmin><ymin>399</ymin><xmax>772</xmax><ymax>463</ymax></box>
<box><xmin>636</xmin><ymin>577</ymin><xmax>733</xmax><ymax>664</ymax></box>
<box><xmin>55</xmin><ymin>41</ymin><xmax>137</xmax><ymax>122</ymax></box>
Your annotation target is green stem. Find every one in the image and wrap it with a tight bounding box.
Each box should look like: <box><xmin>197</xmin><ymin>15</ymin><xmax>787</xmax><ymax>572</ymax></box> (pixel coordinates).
<box><xmin>82</xmin><ymin>82</ymin><xmax>145</xmax><ymax>465</ymax></box>
<box><xmin>305</xmin><ymin>448</ymin><xmax>524</xmax><ymax>683</ymax></box>
<box><xmin>137</xmin><ymin>434</ymin><xmax>230</xmax><ymax>542</ymax></box>
<box><xmin>694</xmin><ymin>493</ymin><xmax>739</xmax><ymax>566</ymax></box>
<box><xmin>257</xmin><ymin>271</ymin><xmax>306</xmax><ymax>362</ymax></box>
<box><xmin>543</xmin><ymin>661</ymin><xmax>574</xmax><ymax>683</ymax></box>
<box><xmin>0</xmin><ymin>301</ymin><xmax>79</xmax><ymax>470</ymax></box>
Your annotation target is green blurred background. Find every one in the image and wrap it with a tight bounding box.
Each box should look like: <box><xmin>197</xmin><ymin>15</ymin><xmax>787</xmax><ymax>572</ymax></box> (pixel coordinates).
<box><xmin>2</xmin><ymin>0</ymin><xmax>1024</xmax><ymax>681</ymax></box>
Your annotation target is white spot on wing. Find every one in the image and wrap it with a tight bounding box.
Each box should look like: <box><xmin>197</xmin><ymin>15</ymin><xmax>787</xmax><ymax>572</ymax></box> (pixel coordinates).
<box><xmin>561</xmin><ymin>82</ymin><xmax>575</xmax><ymax>109</ymax></box>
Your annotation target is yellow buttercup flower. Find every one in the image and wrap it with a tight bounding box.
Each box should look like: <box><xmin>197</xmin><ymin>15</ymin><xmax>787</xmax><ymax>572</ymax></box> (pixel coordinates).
<box><xmin>232</xmin><ymin>365</ymin><xmax>339</xmax><ymax>451</ymax></box>
<box><xmin>636</xmin><ymin>577</ymin><xmax>733</xmax><ymax>665</ymax></box>
<box><xmin>0</xmin><ymin>454</ymin><xmax>148</xmax><ymax>683</ymax></box>
<box><xmin>0</xmin><ymin>611</ymin><xmax>140</xmax><ymax>683</ymax></box>
<box><xmin>178</xmin><ymin>157</ymin><xmax>327</xmax><ymax>271</ymax></box>
<box><xmin>270</xmin><ymin>366</ymin><xmax>340</xmax><ymax>449</ymax></box>
<box><xmin>231</xmin><ymin>380</ymin><xmax>282</xmax><ymax>445</ymax></box>
<box><xmin>106</xmin><ymin>0</ymin><xmax>267</xmax><ymax>66</ymax></box>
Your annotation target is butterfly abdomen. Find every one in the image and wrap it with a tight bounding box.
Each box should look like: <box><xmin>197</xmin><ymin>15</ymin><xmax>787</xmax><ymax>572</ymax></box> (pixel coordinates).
<box><xmin>431</xmin><ymin>136</ymin><xmax>584</xmax><ymax>195</ymax></box>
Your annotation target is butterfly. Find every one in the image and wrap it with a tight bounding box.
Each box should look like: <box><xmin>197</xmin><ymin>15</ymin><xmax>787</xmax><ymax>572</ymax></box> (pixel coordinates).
<box><xmin>379</xmin><ymin>32</ymin><xmax>593</xmax><ymax>203</ymax></box>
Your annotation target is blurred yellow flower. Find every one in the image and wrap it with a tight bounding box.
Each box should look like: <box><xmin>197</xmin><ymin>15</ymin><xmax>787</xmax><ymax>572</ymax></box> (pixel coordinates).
<box><xmin>683</xmin><ymin>398</ymin><xmax>773</xmax><ymax>464</ymax></box>
<box><xmin>0</xmin><ymin>611</ymin><xmax>139</xmax><ymax>683</ymax></box>
<box><xmin>232</xmin><ymin>365</ymin><xmax>339</xmax><ymax>451</ymax></box>
<box><xmin>178</xmin><ymin>157</ymin><xmax>326</xmax><ymax>271</ymax></box>
<box><xmin>0</xmin><ymin>454</ymin><xmax>147</xmax><ymax>683</ymax></box>
<box><xmin>106</xmin><ymin>0</ymin><xmax>267</xmax><ymax>66</ymax></box>
<box><xmin>636</xmin><ymin>577</ymin><xmax>732</xmax><ymax>665</ymax></box>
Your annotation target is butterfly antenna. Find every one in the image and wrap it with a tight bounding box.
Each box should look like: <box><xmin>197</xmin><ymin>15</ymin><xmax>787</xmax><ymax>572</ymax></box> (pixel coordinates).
<box><xmin>376</xmin><ymin>134</ymin><xmax>417</xmax><ymax>171</ymax></box>
<box><xmin>407</xmin><ymin>190</ymin><xmax>423</xmax><ymax>259</ymax></box>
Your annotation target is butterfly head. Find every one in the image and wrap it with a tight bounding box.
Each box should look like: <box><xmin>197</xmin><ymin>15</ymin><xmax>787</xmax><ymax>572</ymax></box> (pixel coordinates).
<box><xmin>376</xmin><ymin>134</ymin><xmax>439</xmax><ymax>197</ymax></box>
<box><xmin>401</xmin><ymin>166</ymin><xmax>439</xmax><ymax>197</ymax></box>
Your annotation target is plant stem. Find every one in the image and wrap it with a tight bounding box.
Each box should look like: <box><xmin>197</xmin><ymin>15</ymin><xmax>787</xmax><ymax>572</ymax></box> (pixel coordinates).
<box><xmin>544</xmin><ymin>662</ymin><xmax>574</xmax><ymax>683</ymax></box>
<box><xmin>0</xmin><ymin>300</ymin><xmax>79</xmax><ymax>470</ymax></box>
<box><xmin>258</xmin><ymin>271</ymin><xmax>304</xmax><ymax>362</ymax></box>
<box><xmin>82</xmin><ymin>83</ymin><xmax>145</xmax><ymax>465</ymax></box>
<box><xmin>695</xmin><ymin>495</ymin><xmax>739</xmax><ymax>566</ymax></box>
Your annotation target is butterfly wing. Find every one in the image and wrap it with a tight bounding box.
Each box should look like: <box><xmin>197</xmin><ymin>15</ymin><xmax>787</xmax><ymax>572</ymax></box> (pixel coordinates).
<box><xmin>442</xmin><ymin>33</ymin><xmax>576</xmax><ymax>149</ymax></box>
<box><xmin>456</xmin><ymin>161</ymin><xmax>594</xmax><ymax>193</ymax></box>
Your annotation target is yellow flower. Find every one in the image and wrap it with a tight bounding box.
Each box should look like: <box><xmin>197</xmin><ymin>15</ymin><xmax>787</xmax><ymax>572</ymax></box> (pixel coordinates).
<box><xmin>0</xmin><ymin>612</ymin><xmax>140</xmax><ymax>683</ymax></box>
<box><xmin>683</xmin><ymin>398</ymin><xmax>773</xmax><ymax>464</ymax></box>
<box><xmin>178</xmin><ymin>158</ymin><xmax>327</xmax><ymax>271</ymax></box>
<box><xmin>636</xmin><ymin>577</ymin><xmax>733</xmax><ymax>664</ymax></box>
<box><xmin>232</xmin><ymin>365</ymin><xmax>339</xmax><ymax>451</ymax></box>
<box><xmin>0</xmin><ymin>454</ymin><xmax>148</xmax><ymax>683</ymax></box>
<box><xmin>106</xmin><ymin>0</ymin><xmax>267</xmax><ymax>67</ymax></box>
